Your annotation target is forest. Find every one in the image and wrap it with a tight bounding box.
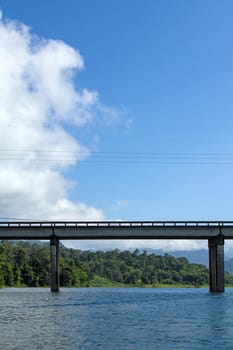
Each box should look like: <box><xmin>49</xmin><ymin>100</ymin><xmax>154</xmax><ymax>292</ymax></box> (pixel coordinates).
<box><xmin>0</xmin><ymin>240</ymin><xmax>233</xmax><ymax>288</ymax></box>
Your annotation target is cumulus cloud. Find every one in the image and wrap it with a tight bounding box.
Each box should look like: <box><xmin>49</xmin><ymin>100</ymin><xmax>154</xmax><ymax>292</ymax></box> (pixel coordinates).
<box><xmin>0</xmin><ymin>12</ymin><xmax>215</xmax><ymax>253</ymax></box>
<box><xmin>0</xmin><ymin>12</ymin><xmax>104</xmax><ymax>220</ymax></box>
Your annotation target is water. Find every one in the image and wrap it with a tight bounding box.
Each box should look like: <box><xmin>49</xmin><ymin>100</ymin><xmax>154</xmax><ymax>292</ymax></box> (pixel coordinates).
<box><xmin>0</xmin><ymin>288</ymin><xmax>233</xmax><ymax>349</ymax></box>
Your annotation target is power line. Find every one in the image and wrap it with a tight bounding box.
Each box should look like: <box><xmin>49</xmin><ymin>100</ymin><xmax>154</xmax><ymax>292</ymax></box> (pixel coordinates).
<box><xmin>1</xmin><ymin>149</ymin><xmax>233</xmax><ymax>165</ymax></box>
<box><xmin>2</xmin><ymin>149</ymin><xmax>233</xmax><ymax>155</ymax></box>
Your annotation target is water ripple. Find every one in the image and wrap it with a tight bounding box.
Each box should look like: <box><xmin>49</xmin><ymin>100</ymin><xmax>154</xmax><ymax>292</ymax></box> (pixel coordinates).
<box><xmin>0</xmin><ymin>288</ymin><xmax>233</xmax><ymax>349</ymax></box>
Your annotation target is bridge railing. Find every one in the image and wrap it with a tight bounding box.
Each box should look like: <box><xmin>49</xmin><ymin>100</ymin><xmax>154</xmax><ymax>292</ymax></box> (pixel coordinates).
<box><xmin>0</xmin><ymin>220</ymin><xmax>233</xmax><ymax>228</ymax></box>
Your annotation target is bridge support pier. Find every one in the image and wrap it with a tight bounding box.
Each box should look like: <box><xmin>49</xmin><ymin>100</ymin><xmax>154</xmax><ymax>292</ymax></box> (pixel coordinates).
<box><xmin>208</xmin><ymin>236</ymin><xmax>224</xmax><ymax>293</ymax></box>
<box><xmin>50</xmin><ymin>237</ymin><xmax>59</xmax><ymax>292</ymax></box>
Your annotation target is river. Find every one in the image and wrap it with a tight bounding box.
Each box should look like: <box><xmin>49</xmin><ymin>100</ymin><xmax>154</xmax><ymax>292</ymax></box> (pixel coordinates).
<box><xmin>0</xmin><ymin>287</ymin><xmax>232</xmax><ymax>349</ymax></box>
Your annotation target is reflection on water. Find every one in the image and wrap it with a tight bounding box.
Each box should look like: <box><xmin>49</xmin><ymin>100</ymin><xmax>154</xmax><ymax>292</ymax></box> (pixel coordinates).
<box><xmin>0</xmin><ymin>288</ymin><xmax>233</xmax><ymax>349</ymax></box>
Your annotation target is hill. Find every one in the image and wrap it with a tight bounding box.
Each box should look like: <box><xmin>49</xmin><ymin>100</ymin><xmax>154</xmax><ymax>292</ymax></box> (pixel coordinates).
<box><xmin>1</xmin><ymin>241</ymin><xmax>233</xmax><ymax>287</ymax></box>
<box><xmin>225</xmin><ymin>258</ymin><xmax>233</xmax><ymax>274</ymax></box>
<box><xmin>144</xmin><ymin>249</ymin><xmax>209</xmax><ymax>266</ymax></box>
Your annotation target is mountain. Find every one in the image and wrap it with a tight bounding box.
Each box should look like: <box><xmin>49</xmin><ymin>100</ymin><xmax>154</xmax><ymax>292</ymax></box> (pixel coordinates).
<box><xmin>143</xmin><ymin>249</ymin><xmax>209</xmax><ymax>266</ymax></box>
<box><xmin>7</xmin><ymin>241</ymin><xmax>233</xmax><ymax>269</ymax></box>
<box><xmin>225</xmin><ymin>258</ymin><xmax>233</xmax><ymax>274</ymax></box>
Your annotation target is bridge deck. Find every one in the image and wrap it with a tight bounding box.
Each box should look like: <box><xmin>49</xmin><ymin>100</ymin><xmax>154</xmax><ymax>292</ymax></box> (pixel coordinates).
<box><xmin>0</xmin><ymin>221</ymin><xmax>233</xmax><ymax>240</ymax></box>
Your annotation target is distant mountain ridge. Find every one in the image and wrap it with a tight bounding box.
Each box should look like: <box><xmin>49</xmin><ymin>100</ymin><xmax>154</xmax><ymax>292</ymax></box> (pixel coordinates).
<box><xmin>8</xmin><ymin>240</ymin><xmax>233</xmax><ymax>269</ymax></box>
<box><xmin>144</xmin><ymin>248</ymin><xmax>233</xmax><ymax>269</ymax></box>
<box><xmin>225</xmin><ymin>258</ymin><xmax>233</xmax><ymax>274</ymax></box>
<box><xmin>142</xmin><ymin>249</ymin><xmax>209</xmax><ymax>266</ymax></box>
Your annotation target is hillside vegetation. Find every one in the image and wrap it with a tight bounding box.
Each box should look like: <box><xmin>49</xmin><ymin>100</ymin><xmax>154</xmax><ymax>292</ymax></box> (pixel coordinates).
<box><xmin>1</xmin><ymin>241</ymin><xmax>233</xmax><ymax>287</ymax></box>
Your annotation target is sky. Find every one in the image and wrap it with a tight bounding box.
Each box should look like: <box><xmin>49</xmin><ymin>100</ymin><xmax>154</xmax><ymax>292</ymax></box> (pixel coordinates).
<box><xmin>1</xmin><ymin>0</ymin><xmax>233</xmax><ymax>251</ymax></box>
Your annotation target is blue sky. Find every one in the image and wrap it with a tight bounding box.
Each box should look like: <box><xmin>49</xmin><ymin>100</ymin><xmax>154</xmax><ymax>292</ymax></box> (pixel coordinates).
<box><xmin>1</xmin><ymin>1</ymin><xmax>233</xmax><ymax>250</ymax></box>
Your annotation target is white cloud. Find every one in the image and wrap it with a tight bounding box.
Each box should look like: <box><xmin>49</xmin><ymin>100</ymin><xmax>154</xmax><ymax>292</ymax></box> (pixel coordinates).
<box><xmin>64</xmin><ymin>239</ymin><xmax>233</xmax><ymax>254</ymax></box>
<box><xmin>111</xmin><ymin>199</ymin><xmax>128</xmax><ymax>211</ymax></box>
<box><xmin>0</xmin><ymin>12</ymin><xmax>214</xmax><ymax>253</ymax></box>
<box><xmin>0</xmin><ymin>13</ymin><xmax>104</xmax><ymax>221</ymax></box>
<box><xmin>64</xmin><ymin>239</ymin><xmax>209</xmax><ymax>251</ymax></box>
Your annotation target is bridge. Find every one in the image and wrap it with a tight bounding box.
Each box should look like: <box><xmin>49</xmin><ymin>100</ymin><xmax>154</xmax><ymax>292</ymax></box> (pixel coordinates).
<box><xmin>0</xmin><ymin>220</ymin><xmax>231</xmax><ymax>293</ymax></box>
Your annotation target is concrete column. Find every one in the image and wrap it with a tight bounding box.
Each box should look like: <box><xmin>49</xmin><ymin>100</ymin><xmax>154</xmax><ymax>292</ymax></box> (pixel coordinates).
<box><xmin>50</xmin><ymin>237</ymin><xmax>59</xmax><ymax>292</ymax></box>
<box><xmin>208</xmin><ymin>236</ymin><xmax>224</xmax><ymax>293</ymax></box>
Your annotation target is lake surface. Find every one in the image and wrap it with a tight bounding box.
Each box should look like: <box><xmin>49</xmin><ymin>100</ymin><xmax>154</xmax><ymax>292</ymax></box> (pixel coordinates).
<box><xmin>0</xmin><ymin>288</ymin><xmax>233</xmax><ymax>349</ymax></box>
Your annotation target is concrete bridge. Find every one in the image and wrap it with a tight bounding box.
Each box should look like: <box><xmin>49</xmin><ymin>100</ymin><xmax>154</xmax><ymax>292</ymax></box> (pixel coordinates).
<box><xmin>0</xmin><ymin>220</ymin><xmax>231</xmax><ymax>292</ymax></box>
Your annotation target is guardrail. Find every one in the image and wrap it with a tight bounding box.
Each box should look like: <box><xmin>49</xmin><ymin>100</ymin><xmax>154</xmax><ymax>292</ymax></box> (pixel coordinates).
<box><xmin>0</xmin><ymin>220</ymin><xmax>232</xmax><ymax>228</ymax></box>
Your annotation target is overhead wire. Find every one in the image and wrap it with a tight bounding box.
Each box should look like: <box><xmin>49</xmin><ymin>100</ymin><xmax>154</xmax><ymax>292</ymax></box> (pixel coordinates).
<box><xmin>1</xmin><ymin>149</ymin><xmax>233</xmax><ymax>164</ymax></box>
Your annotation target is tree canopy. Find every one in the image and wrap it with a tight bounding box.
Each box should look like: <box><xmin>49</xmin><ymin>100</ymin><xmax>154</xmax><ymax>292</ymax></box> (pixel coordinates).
<box><xmin>0</xmin><ymin>241</ymin><xmax>233</xmax><ymax>288</ymax></box>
